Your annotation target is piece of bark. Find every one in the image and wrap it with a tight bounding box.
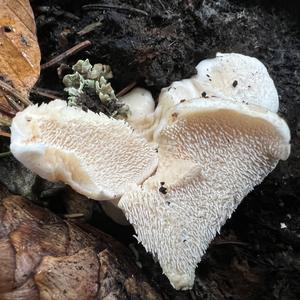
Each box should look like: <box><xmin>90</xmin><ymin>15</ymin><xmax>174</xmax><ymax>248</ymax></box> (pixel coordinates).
<box><xmin>0</xmin><ymin>194</ymin><xmax>163</xmax><ymax>300</ymax></box>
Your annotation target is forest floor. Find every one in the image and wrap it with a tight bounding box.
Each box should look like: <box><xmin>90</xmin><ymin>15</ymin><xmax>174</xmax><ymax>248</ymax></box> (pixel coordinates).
<box><xmin>1</xmin><ymin>0</ymin><xmax>300</xmax><ymax>299</ymax></box>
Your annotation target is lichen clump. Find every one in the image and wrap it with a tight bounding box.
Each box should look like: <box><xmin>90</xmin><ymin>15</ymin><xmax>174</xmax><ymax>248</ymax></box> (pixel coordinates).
<box><xmin>63</xmin><ymin>59</ymin><xmax>129</xmax><ymax>117</ymax></box>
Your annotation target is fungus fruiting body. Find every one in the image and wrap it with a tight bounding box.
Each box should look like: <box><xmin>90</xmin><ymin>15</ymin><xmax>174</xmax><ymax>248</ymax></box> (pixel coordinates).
<box><xmin>10</xmin><ymin>100</ymin><xmax>158</xmax><ymax>200</ymax></box>
<box><xmin>9</xmin><ymin>53</ymin><xmax>291</xmax><ymax>291</ymax></box>
<box><xmin>119</xmin><ymin>98</ymin><xmax>290</xmax><ymax>289</ymax></box>
<box><xmin>119</xmin><ymin>87</ymin><xmax>156</xmax><ymax>138</ymax></box>
<box><xmin>119</xmin><ymin>87</ymin><xmax>155</xmax><ymax>121</ymax></box>
<box><xmin>126</xmin><ymin>53</ymin><xmax>280</xmax><ymax>144</ymax></box>
<box><xmin>193</xmin><ymin>53</ymin><xmax>279</xmax><ymax>112</ymax></box>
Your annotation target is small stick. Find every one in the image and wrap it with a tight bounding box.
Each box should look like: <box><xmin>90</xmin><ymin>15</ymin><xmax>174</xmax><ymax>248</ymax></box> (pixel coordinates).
<box><xmin>0</xmin><ymin>151</ymin><xmax>11</xmax><ymax>158</ymax></box>
<box><xmin>0</xmin><ymin>79</ymin><xmax>32</xmax><ymax>106</ymax></box>
<box><xmin>41</xmin><ymin>40</ymin><xmax>92</xmax><ymax>70</ymax></box>
<box><xmin>63</xmin><ymin>213</ymin><xmax>85</xmax><ymax>219</ymax></box>
<box><xmin>82</xmin><ymin>4</ymin><xmax>149</xmax><ymax>16</ymax></box>
<box><xmin>158</xmin><ymin>0</ymin><xmax>167</xmax><ymax>11</ymax></box>
<box><xmin>5</xmin><ymin>95</ymin><xmax>23</xmax><ymax>111</ymax></box>
<box><xmin>0</xmin><ymin>103</ymin><xmax>16</xmax><ymax>117</ymax></box>
<box><xmin>77</xmin><ymin>20</ymin><xmax>103</xmax><ymax>36</ymax></box>
<box><xmin>116</xmin><ymin>81</ymin><xmax>137</xmax><ymax>97</ymax></box>
<box><xmin>0</xmin><ymin>130</ymin><xmax>11</xmax><ymax>138</ymax></box>
<box><xmin>0</xmin><ymin>116</ymin><xmax>11</xmax><ymax>126</ymax></box>
<box><xmin>32</xmin><ymin>88</ymin><xmax>65</xmax><ymax>100</ymax></box>
<box><xmin>212</xmin><ymin>240</ymin><xmax>248</xmax><ymax>247</ymax></box>
<box><xmin>63</xmin><ymin>11</ymin><xmax>81</xmax><ymax>21</ymax></box>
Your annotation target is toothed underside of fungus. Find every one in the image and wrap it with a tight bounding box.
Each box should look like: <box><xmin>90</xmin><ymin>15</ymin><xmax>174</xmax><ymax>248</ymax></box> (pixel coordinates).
<box><xmin>10</xmin><ymin>100</ymin><xmax>158</xmax><ymax>200</ymax></box>
<box><xmin>119</xmin><ymin>99</ymin><xmax>290</xmax><ymax>290</ymax></box>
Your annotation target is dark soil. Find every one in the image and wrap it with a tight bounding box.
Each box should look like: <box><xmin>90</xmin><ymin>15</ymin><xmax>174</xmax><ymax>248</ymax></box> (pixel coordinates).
<box><xmin>2</xmin><ymin>0</ymin><xmax>300</xmax><ymax>299</ymax></box>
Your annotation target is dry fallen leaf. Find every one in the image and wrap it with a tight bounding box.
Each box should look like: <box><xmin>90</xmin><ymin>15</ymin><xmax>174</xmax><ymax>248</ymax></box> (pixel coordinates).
<box><xmin>0</xmin><ymin>0</ymin><xmax>40</xmax><ymax>125</ymax></box>
<box><xmin>0</xmin><ymin>191</ymin><xmax>163</xmax><ymax>300</ymax></box>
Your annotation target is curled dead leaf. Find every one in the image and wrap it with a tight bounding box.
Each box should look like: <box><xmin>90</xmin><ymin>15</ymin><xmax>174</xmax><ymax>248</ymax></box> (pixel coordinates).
<box><xmin>0</xmin><ymin>0</ymin><xmax>40</xmax><ymax>125</ymax></box>
<box><xmin>0</xmin><ymin>192</ymin><xmax>163</xmax><ymax>300</ymax></box>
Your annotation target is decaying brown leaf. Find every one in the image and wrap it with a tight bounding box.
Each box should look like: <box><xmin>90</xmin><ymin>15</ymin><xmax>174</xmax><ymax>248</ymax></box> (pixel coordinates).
<box><xmin>0</xmin><ymin>0</ymin><xmax>40</xmax><ymax>125</ymax></box>
<box><xmin>0</xmin><ymin>191</ymin><xmax>163</xmax><ymax>300</ymax></box>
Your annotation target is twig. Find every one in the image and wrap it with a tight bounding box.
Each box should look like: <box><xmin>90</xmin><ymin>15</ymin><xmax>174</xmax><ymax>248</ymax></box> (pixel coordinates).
<box><xmin>41</xmin><ymin>40</ymin><xmax>92</xmax><ymax>70</ymax></box>
<box><xmin>32</xmin><ymin>88</ymin><xmax>65</xmax><ymax>100</ymax></box>
<box><xmin>5</xmin><ymin>95</ymin><xmax>23</xmax><ymax>111</ymax></box>
<box><xmin>212</xmin><ymin>240</ymin><xmax>248</xmax><ymax>247</ymax></box>
<box><xmin>37</xmin><ymin>6</ymin><xmax>80</xmax><ymax>21</ymax></box>
<box><xmin>63</xmin><ymin>12</ymin><xmax>81</xmax><ymax>21</ymax></box>
<box><xmin>82</xmin><ymin>4</ymin><xmax>149</xmax><ymax>16</ymax></box>
<box><xmin>0</xmin><ymin>79</ymin><xmax>32</xmax><ymax>106</ymax></box>
<box><xmin>0</xmin><ymin>151</ymin><xmax>11</xmax><ymax>158</ymax></box>
<box><xmin>0</xmin><ymin>116</ymin><xmax>11</xmax><ymax>126</ymax></box>
<box><xmin>77</xmin><ymin>19</ymin><xmax>103</xmax><ymax>36</ymax></box>
<box><xmin>116</xmin><ymin>81</ymin><xmax>137</xmax><ymax>97</ymax></box>
<box><xmin>158</xmin><ymin>0</ymin><xmax>167</xmax><ymax>11</ymax></box>
<box><xmin>63</xmin><ymin>213</ymin><xmax>85</xmax><ymax>219</ymax></box>
<box><xmin>0</xmin><ymin>103</ymin><xmax>16</xmax><ymax>117</ymax></box>
<box><xmin>0</xmin><ymin>130</ymin><xmax>11</xmax><ymax>138</ymax></box>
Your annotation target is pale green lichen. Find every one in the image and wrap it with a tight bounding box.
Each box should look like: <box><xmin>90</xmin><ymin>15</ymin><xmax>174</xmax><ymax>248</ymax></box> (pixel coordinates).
<box><xmin>63</xmin><ymin>59</ymin><xmax>129</xmax><ymax>117</ymax></box>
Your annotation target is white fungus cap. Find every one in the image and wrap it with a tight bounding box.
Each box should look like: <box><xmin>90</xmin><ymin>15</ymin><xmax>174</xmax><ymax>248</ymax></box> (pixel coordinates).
<box><xmin>119</xmin><ymin>98</ymin><xmax>290</xmax><ymax>290</ymax></box>
<box><xmin>119</xmin><ymin>87</ymin><xmax>155</xmax><ymax>123</ymax></box>
<box><xmin>133</xmin><ymin>53</ymin><xmax>279</xmax><ymax>143</ymax></box>
<box><xmin>123</xmin><ymin>81</ymin><xmax>202</xmax><ymax>144</ymax></box>
<box><xmin>158</xmin><ymin>53</ymin><xmax>279</xmax><ymax>113</ymax></box>
<box><xmin>193</xmin><ymin>52</ymin><xmax>279</xmax><ymax>112</ymax></box>
<box><xmin>10</xmin><ymin>100</ymin><xmax>158</xmax><ymax>200</ymax></box>
<box><xmin>119</xmin><ymin>87</ymin><xmax>157</xmax><ymax>141</ymax></box>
